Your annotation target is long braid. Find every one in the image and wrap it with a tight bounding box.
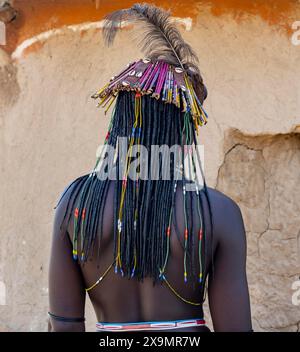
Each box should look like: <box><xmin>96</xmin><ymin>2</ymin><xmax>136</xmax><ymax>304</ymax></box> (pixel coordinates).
<box><xmin>60</xmin><ymin>88</ymin><xmax>209</xmax><ymax>292</ymax></box>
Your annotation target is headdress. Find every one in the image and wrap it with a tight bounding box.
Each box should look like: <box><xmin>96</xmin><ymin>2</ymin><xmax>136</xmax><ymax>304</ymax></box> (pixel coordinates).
<box><xmin>58</xmin><ymin>3</ymin><xmax>212</xmax><ymax>304</ymax></box>
<box><xmin>92</xmin><ymin>2</ymin><xmax>208</xmax><ymax>126</ymax></box>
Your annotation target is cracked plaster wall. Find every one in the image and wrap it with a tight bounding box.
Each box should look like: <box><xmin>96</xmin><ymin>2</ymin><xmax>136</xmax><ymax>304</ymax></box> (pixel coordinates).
<box><xmin>216</xmin><ymin>130</ymin><xmax>300</xmax><ymax>332</ymax></box>
<box><xmin>0</xmin><ymin>5</ymin><xmax>300</xmax><ymax>331</ymax></box>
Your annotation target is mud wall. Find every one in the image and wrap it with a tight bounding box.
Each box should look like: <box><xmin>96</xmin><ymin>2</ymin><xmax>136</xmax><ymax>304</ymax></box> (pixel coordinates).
<box><xmin>0</xmin><ymin>1</ymin><xmax>299</xmax><ymax>331</ymax></box>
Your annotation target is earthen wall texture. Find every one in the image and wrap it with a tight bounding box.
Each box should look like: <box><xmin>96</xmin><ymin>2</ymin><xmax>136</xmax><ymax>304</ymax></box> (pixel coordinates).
<box><xmin>0</xmin><ymin>2</ymin><xmax>299</xmax><ymax>331</ymax></box>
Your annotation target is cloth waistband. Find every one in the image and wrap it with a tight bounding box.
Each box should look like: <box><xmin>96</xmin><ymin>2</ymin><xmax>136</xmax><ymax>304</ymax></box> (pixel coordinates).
<box><xmin>96</xmin><ymin>318</ymin><xmax>206</xmax><ymax>331</ymax></box>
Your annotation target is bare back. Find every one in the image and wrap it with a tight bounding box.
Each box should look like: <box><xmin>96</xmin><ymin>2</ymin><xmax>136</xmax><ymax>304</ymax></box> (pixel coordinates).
<box><xmin>48</xmin><ymin>178</ymin><xmax>252</xmax><ymax>332</ymax></box>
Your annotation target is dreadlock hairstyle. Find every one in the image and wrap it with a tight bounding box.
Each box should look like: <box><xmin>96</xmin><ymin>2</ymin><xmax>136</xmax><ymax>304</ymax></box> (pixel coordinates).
<box><xmin>57</xmin><ymin>3</ymin><xmax>213</xmax><ymax>300</ymax></box>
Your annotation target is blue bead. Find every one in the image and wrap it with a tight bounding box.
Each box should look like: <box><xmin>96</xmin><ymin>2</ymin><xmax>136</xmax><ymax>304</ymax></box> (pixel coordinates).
<box><xmin>73</xmin><ymin>254</ymin><xmax>78</xmax><ymax>261</ymax></box>
<box><xmin>160</xmin><ymin>274</ymin><xmax>166</xmax><ymax>281</ymax></box>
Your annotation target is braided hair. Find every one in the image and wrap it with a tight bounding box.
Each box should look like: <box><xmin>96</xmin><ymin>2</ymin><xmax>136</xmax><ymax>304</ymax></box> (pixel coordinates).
<box><xmin>57</xmin><ymin>89</ymin><xmax>213</xmax><ymax>291</ymax></box>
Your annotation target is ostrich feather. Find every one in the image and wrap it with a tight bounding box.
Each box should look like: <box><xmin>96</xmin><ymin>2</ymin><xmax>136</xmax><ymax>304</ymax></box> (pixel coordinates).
<box><xmin>103</xmin><ymin>3</ymin><xmax>200</xmax><ymax>74</ymax></box>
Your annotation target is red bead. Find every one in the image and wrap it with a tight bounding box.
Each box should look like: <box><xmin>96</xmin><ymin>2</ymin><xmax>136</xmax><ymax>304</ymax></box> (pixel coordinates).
<box><xmin>166</xmin><ymin>227</ymin><xmax>171</xmax><ymax>237</ymax></box>
<box><xmin>82</xmin><ymin>208</ymin><xmax>86</xmax><ymax>220</ymax></box>
<box><xmin>74</xmin><ymin>208</ymin><xmax>79</xmax><ymax>218</ymax></box>
<box><xmin>184</xmin><ymin>228</ymin><xmax>188</xmax><ymax>240</ymax></box>
<box><xmin>199</xmin><ymin>229</ymin><xmax>203</xmax><ymax>240</ymax></box>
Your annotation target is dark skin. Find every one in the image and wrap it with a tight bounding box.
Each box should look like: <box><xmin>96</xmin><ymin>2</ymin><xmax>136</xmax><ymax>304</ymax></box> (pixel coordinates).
<box><xmin>48</xmin><ymin>176</ymin><xmax>252</xmax><ymax>332</ymax></box>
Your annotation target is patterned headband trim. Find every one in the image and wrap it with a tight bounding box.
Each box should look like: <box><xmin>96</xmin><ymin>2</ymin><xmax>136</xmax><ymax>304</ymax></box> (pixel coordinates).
<box><xmin>91</xmin><ymin>58</ymin><xmax>208</xmax><ymax>132</ymax></box>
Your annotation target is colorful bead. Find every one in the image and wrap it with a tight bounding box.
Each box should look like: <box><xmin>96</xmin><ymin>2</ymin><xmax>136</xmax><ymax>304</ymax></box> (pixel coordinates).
<box><xmin>159</xmin><ymin>273</ymin><xmax>166</xmax><ymax>281</ymax></box>
<box><xmin>131</xmin><ymin>127</ymin><xmax>136</xmax><ymax>137</ymax></box>
<box><xmin>199</xmin><ymin>273</ymin><xmax>203</xmax><ymax>283</ymax></box>
<box><xmin>117</xmin><ymin>219</ymin><xmax>122</xmax><ymax>233</ymax></box>
<box><xmin>184</xmin><ymin>229</ymin><xmax>188</xmax><ymax>240</ymax></box>
<box><xmin>199</xmin><ymin>229</ymin><xmax>203</xmax><ymax>240</ymax></box>
<box><xmin>184</xmin><ymin>272</ymin><xmax>187</xmax><ymax>283</ymax></box>
<box><xmin>166</xmin><ymin>226</ymin><xmax>171</xmax><ymax>237</ymax></box>
<box><xmin>72</xmin><ymin>249</ymin><xmax>78</xmax><ymax>261</ymax></box>
<box><xmin>137</xmin><ymin>127</ymin><xmax>142</xmax><ymax>138</ymax></box>
<box><xmin>175</xmin><ymin>67</ymin><xmax>183</xmax><ymax>73</ymax></box>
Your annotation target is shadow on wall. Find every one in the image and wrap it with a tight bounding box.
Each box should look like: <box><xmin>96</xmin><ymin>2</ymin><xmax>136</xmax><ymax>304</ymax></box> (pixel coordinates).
<box><xmin>216</xmin><ymin>128</ymin><xmax>300</xmax><ymax>332</ymax></box>
<box><xmin>0</xmin><ymin>48</ymin><xmax>20</xmax><ymax>108</ymax></box>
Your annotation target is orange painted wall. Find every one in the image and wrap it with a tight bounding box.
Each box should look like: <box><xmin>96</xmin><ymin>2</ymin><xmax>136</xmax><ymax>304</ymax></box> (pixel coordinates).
<box><xmin>2</xmin><ymin>0</ymin><xmax>300</xmax><ymax>54</ymax></box>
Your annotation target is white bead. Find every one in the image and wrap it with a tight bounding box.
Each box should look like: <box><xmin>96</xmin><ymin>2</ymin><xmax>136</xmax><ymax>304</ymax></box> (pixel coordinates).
<box><xmin>175</xmin><ymin>67</ymin><xmax>183</xmax><ymax>73</ymax></box>
<box><xmin>118</xmin><ymin>219</ymin><xmax>122</xmax><ymax>233</ymax></box>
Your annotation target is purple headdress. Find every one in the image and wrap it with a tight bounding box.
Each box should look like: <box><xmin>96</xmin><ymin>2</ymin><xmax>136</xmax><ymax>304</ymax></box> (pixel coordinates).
<box><xmin>92</xmin><ymin>3</ymin><xmax>208</xmax><ymax>131</ymax></box>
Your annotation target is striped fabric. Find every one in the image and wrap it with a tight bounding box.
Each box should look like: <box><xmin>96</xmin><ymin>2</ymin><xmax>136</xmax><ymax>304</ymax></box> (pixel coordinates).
<box><xmin>96</xmin><ymin>318</ymin><xmax>206</xmax><ymax>331</ymax></box>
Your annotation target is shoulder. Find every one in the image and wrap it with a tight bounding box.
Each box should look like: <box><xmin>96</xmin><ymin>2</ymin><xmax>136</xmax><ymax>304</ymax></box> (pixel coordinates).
<box><xmin>53</xmin><ymin>174</ymin><xmax>90</xmax><ymax>232</ymax></box>
<box><xmin>205</xmin><ymin>186</ymin><xmax>241</xmax><ymax>214</ymax></box>
<box><xmin>204</xmin><ymin>186</ymin><xmax>245</xmax><ymax>246</ymax></box>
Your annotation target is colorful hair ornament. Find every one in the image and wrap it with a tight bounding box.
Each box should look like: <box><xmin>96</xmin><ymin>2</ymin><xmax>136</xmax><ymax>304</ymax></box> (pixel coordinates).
<box><xmin>91</xmin><ymin>58</ymin><xmax>208</xmax><ymax>132</ymax></box>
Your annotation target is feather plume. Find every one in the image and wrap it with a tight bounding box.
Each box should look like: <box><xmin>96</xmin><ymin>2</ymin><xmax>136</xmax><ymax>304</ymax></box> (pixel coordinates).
<box><xmin>102</xmin><ymin>2</ymin><xmax>206</xmax><ymax>99</ymax></box>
